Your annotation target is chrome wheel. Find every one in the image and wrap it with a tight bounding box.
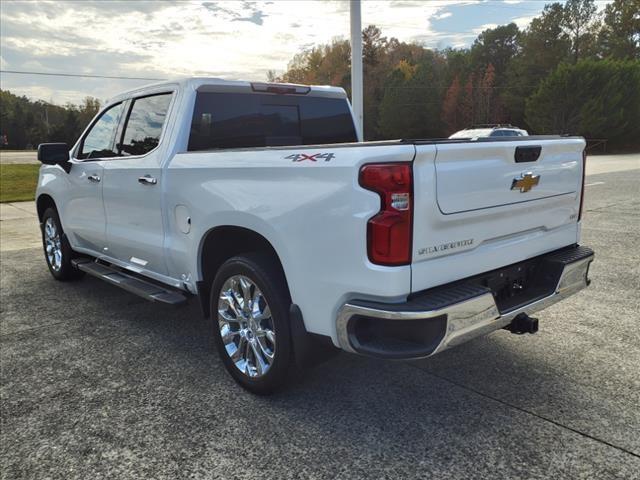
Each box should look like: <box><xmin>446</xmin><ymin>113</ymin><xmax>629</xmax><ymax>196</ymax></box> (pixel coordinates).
<box><xmin>217</xmin><ymin>275</ymin><xmax>276</xmax><ymax>378</ymax></box>
<box><xmin>44</xmin><ymin>217</ymin><xmax>62</xmax><ymax>272</ymax></box>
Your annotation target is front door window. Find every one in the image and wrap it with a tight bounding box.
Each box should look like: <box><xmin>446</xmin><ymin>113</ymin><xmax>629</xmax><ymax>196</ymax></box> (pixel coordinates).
<box><xmin>78</xmin><ymin>103</ymin><xmax>125</xmax><ymax>159</ymax></box>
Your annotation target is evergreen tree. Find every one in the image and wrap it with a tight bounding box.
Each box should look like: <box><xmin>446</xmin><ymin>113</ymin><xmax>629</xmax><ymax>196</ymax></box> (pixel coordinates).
<box><xmin>561</xmin><ymin>0</ymin><xmax>600</xmax><ymax>62</ymax></box>
<box><xmin>598</xmin><ymin>0</ymin><xmax>640</xmax><ymax>60</ymax></box>
<box><xmin>526</xmin><ymin>59</ymin><xmax>640</xmax><ymax>148</ymax></box>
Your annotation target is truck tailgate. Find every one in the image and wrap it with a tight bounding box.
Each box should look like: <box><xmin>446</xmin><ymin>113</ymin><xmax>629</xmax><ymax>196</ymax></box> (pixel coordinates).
<box><xmin>435</xmin><ymin>140</ymin><xmax>581</xmax><ymax>213</ymax></box>
<box><xmin>411</xmin><ymin>137</ymin><xmax>586</xmax><ymax>293</ymax></box>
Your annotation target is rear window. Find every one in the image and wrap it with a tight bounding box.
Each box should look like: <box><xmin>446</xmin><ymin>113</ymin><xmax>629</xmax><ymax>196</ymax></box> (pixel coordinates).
<box><xmin>121</xmin><ymin>93</ymin><xmax>173</xmax><ymax>156</ymax></box>
<box><xmin>188</xmin><ymin>92</ymin><xmax>357</xmax><ymax>151</ymax></box>
<box><xmin>492</xmin><ymin>129</ymin><xmax>522</xmax><ymax>137</ymax></box>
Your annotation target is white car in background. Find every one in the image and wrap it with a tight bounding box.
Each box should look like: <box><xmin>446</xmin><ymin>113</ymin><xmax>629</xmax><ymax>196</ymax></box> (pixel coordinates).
<box><xmin>450</xmin><ymin>124</ymin><xmax>529</xmax><ymax>139</ymax></box>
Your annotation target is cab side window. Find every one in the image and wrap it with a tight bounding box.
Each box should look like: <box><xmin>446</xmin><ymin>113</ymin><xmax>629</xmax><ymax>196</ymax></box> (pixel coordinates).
<box><xmin>120</xmin><ymin>93</ymin><xmax>173</xmax><ymax>156</ymax></box>
<box><xmin>78</xmin><ymin>103</ymin><xmax>125</xmax><ymax>159</ymax></box>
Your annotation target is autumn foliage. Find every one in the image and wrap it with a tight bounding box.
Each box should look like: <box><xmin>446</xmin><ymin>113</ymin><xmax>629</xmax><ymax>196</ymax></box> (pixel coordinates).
<box><xmin>270</xmin><ymin>0</ymin><xmax>639</xmax><ymax>149</ymax></box>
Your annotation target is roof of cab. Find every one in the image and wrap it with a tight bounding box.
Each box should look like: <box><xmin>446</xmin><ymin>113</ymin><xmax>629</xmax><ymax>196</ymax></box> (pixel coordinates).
<box><xmin>107</xmin><ymin>77</ymin><xmax>348</xmax><ymax>104</ymax></box>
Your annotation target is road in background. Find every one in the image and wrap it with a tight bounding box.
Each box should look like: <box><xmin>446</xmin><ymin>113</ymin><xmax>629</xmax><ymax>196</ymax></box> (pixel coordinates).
<box><xmin>1</xmin><ymin>158</ymin><xmax>639</xmax><ymax>479</ymax></box>
<box><xmin>586</xmin><ymin>153</ymin><xmax>640</xmax><ymax>175</ymax></box>
<box><xmin>0</xmin><ymin>150</ymin><xmax>38</xmax><ymax>165</ymax></box>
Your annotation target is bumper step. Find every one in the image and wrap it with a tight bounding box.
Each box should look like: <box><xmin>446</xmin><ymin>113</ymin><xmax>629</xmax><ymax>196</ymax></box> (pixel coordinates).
<box><xmin>543</xmin><ymin>245</ymin><xmax>594</xmax><ymax>265</ymax></box>
<box><xmin>349</xmin><ymin>282</ymin><xmax>490</xmax><ymax>313</ymax></box>
<box><xmin>72</xmin><ymin>259</ymin><xmax>188</xmax><ymax>305</ymax></box>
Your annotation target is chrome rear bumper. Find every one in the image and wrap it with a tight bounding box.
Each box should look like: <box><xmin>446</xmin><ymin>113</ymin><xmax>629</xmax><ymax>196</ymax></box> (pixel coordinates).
<box><xmin>336</xmin><ymin>245</ymin><xmax>594</xmax><ymax>359</ymax></box>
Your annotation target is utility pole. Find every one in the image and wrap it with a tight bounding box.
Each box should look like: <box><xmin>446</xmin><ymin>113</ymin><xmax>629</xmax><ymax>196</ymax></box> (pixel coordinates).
<box><xmin>350</xmin><ymin>0</ymin><xmax>363</xmax><ymax>141</ymax></box>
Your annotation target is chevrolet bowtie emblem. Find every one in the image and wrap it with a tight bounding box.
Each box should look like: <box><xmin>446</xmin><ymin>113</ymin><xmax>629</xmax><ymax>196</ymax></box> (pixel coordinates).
<box><xmin>511</xmin><ymin>172</ymin><xmax>540</xmax><ymax>193</ymax></box>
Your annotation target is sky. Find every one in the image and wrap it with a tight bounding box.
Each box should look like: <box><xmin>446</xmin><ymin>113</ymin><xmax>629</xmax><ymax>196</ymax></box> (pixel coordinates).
<box><xmin>0</xmin><ymin>0</ymin><xmax>613</xmax><ymax>105</ymax></box>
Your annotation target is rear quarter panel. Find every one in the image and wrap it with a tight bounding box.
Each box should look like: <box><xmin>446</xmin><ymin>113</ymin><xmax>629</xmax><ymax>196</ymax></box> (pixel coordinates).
<box><xmin>164</xmin><ymin>144</ymin><xmax>415</xmax><ymax>341</ymax></box>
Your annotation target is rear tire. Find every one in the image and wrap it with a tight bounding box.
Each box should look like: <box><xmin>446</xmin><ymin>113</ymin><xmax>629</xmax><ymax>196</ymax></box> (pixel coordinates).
<box><xmin>209</xmin><ymin>252</ymin><xmax>293</xmax><ymax>395</ymax></box>
<box><xmin>41</xmin><ymin>207</ymin><xmax>84</xmax><ymax>281</ymax></box>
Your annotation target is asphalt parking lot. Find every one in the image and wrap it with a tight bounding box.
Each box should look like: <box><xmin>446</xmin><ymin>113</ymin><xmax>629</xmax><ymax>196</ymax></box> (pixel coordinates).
<box><xmin>1</xmin><ymin>157</ymin><xmax>639</xmax><ymax>479</ymax></box>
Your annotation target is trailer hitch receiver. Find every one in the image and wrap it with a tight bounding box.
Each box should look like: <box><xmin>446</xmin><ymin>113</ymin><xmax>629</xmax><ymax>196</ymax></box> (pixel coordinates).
<box><xmin>506</xmin><ymin>313</ymin><xmax>539</xmax><ymax>335</ymax></box>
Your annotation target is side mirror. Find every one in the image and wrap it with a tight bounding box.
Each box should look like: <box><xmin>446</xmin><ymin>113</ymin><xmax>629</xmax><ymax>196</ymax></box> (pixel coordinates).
<box><xmin>37</xmin><ymin>143</ymin><xmax>71</xmax><ymax>173</ymax></box>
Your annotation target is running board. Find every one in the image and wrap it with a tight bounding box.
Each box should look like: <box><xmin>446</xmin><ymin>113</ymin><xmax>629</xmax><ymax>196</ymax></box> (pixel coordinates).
<box><xmin>72</xmin><ymin>259</ymin><xmax>188</xmax><ymax>305</ymax></box>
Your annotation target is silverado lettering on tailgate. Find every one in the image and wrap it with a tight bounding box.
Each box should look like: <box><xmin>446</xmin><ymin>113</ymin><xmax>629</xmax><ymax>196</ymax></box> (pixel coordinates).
<box><xmin>418</xmin><ymin>238</ymin><xmax>474</xmax><ymax>256</ymax></box>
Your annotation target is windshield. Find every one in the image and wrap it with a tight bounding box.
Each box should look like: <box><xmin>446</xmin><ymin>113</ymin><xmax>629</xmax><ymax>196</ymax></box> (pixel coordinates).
<box><xmin>449</xmin><ymin>129</ymin><xmax>493</xmax><ymax>139</ymax></box>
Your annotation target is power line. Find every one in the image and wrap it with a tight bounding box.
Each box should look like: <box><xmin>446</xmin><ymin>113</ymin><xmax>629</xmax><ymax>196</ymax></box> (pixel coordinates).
<box><xmin>0</xmin><ymin>70</ymin><xmax>166</xmax><ymax>81</ymax></box>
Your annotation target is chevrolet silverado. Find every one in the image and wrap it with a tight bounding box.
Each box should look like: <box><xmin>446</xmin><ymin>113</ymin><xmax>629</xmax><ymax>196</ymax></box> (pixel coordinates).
<box><xmin>36</xmin><ymin>78</ymin><xmax>594</xmax><ymax>393</ymax></box>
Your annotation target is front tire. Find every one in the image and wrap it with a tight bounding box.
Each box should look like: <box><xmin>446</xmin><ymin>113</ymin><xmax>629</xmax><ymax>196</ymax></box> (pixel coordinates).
<box><xmin>41</xmin><ymin>207</ymin><xmax>84</xmax><ymax>281</ymax></box>
<box><xmin>209</xmin><ymin>252</ymin><xmax>293</xmax><ymax>394</ymax></box>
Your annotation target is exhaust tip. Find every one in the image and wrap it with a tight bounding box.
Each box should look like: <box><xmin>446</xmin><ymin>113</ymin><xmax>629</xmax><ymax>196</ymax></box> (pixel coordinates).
<box><xmin>506</xmin><ymin>313</ymin><xmax>539</xmax><ymax>335</ymax></box>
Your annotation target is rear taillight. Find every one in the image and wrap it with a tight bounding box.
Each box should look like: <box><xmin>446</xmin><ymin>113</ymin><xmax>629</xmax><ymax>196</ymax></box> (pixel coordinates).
<box><xmin>578</xmin><ymin>149</ymin><xmax>587</xmax><ymax>221</ymax></box>
<box><xmin>359</xmin><ymin>163</ymin><xmax>413</xmax><ymax>266</ymax></box>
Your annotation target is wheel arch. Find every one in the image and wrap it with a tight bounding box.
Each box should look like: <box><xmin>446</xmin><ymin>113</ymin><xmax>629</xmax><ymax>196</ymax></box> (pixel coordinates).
<box><xmin>197</xmin><ymin>225</ymin><xmax>291</xmax><ymax>318</ymax></box>
<box><xmin>36</xmin><ymin>194</ymin><xmax>57</xmax><ymax>222</ymax></box>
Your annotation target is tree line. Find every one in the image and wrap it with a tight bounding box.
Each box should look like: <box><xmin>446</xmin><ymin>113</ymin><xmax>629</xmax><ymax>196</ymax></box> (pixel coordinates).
<box><xmin>270</xmin><ymin>0</ymin><xmax>639</xmax><ymax>149</ymax></box>
<box><xmin>0</xmin><ymin>91</ymin><xmax>101</xmax><ymax>149</ymax></box>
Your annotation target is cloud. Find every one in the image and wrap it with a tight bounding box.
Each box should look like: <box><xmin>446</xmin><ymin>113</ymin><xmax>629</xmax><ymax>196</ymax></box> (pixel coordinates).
<box><xmin>202</xmin><ymin>2</ymin><xmax>267</xmax><ymax>25</ymax></box>
<box><xmin>472</xmin><ymin>23</ymin><xmax>498</xmax><ymax>35</ymax></box>
<box><xmin>362</xmin><ymin>1</ymin><xmax>474</xmax><ymax>49</ymax></box>
<box><xmin>512</xmin><ymin>14</ymin><xmax>537</xmax><ymax>29</ymax></box>
<box><xmin>433</xmin><ymin>12</ymin><xmax>453</xmax><ymax>20</ymax></box>
<box><xmin>1</xmin><ymin>0</ymin><xmax>588</xmax><ymax>104</ymax></box>
<box><xmin>232</xmin><ymin>11</ymin><xmax>267</xmax><ymax>26</ymax></box>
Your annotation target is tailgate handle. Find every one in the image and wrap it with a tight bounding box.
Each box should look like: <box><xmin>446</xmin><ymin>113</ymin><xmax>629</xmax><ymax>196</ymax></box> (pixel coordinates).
<box><xmin>515</xmin><ymin>146</ymin><xmax>541</xmax><ymax>163</ymax></box>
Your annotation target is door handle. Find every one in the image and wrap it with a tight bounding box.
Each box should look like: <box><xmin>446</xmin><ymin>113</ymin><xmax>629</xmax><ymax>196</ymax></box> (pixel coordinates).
<box><xmin>87</xmin><ymin>174</ymin><xmax>101</xmax><ymax>183</ymax></box>
<box><xmin>138</xmin><ymin>175</ymin><xmax>157</xmax><ymax>186</ymax></box>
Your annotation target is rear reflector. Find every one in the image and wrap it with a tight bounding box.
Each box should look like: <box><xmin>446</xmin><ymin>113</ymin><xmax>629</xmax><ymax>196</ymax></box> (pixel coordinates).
<box><xmin>359</xmin><ymin>163</ymin><xmax>413</xmax><ymax>266</ymax></box>
<box><xmin>250</xmin><ymin>82</ymin><xmax>311</xmax><ymax>95</ymax></box>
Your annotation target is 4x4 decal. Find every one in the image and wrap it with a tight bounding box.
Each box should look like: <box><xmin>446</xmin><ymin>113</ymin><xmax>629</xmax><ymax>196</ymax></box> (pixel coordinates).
<box><xmin>286</xmin><ymin>153</ymin><xmax>335</xmax><ymax>162</ymax></box>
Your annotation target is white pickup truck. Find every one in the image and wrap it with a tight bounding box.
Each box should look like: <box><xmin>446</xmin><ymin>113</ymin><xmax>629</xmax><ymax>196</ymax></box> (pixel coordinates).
<box><xmin>36</xmin><ymin>78</ymin><xmax>594</xmax><ymax>393</ymax></box>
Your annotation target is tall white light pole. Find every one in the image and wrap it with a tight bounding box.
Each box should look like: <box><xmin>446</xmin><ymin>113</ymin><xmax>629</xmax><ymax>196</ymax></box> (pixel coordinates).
<box><xmin>350</xmin><ymin>0</ymin><xmax>363</xmax><ymax>141</ymax></box>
